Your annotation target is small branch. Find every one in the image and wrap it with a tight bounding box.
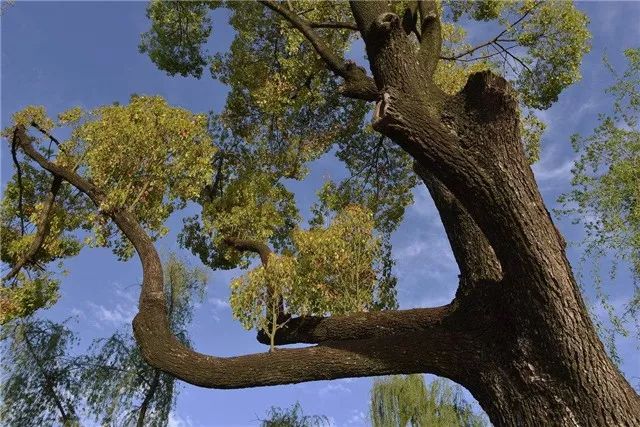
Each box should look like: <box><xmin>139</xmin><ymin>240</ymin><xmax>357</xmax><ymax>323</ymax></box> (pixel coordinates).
<box><xmin>440</xmin><ymin>1</ymin><xmax>541</xmax><ymax>62</ymax></box>
<box><xmin>31</xmin><ymin>121</ymin><xmax>61</xmax><ymax>148</ymax></box>
<box><xmin>309</xmin><ymin>21</ymin><xmax>358</xmax><ymax>31</ymax></box>
<box><xmin>495</xmin><ymin>41</ymin><xmax>532</xmax><ymax>74</ymax></box>
<box><xmin>260</xmin><ymin>0</ymin><xmax>378</xmax><ymax>101</ymax></box>
<box><xmin>2</xmin><ymin>176</ymin><xmax>62</xmax><ymax>282</ymax></box>
<box><xmin>136</xmin><ymin>369</ymin><xmax>161</xmax><ymax>427</ymax></box>
<box><xmin>10</xmin><ymin>128</ymin><xmax>25</xmax><ymax>235</ymax></box>
<box><xmin>23</xmin><ymin>330</ymin><xmax>78</xmax><ymax>424</ymax></box>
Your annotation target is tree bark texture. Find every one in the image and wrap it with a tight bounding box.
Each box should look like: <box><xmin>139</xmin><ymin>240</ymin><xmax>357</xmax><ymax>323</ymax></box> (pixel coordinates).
<box><xmin>14</xmin><ymin>1</ymin><xmax>640</xmax><ymax>425</ymax></box>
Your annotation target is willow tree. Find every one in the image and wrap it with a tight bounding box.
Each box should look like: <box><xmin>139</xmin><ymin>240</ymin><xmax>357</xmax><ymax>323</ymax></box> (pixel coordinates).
<box><xmin>3</xmin><ymin>1</ymin><xmax>640</xmax><ymax>425</ymax></box>
<box><xmin>558</xmin><ymin>47</ymin><xmax>640</xmax><ymax>359</ymax></box>
<box><xmin>370</xmin><ymin>375</ymin><xmax>487</xmax><ymax>427</ymax></box>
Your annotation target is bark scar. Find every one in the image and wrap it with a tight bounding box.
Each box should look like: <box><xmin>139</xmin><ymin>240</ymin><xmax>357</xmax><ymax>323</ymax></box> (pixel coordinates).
<box><xmin>373</xmin><ymin>92</ymin><xmax>391</xmax><ymax>127</ymax></box>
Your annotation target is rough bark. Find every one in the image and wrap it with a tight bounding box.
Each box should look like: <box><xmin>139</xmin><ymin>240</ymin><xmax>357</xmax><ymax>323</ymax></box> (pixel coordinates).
<box><xmin>13</xmin><ymin>1</ymin><xmax>640</xmax><ymax>425</ymax></box>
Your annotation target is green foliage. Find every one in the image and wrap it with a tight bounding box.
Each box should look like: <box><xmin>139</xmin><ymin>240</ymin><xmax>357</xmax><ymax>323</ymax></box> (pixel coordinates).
<box><xmin>187</xmin><ymin>168</ymin><xmax>299</xmax><ymax>270</ymax></box>
<box><xmin>1</xmin><ymin>158</ymin><xmax>87</xmax><ymax>323</ymax></box>
<box><xmin>515</xmin><ymin>1</ymin><xmax>591</xmax><ymax>109</ymax></box>
<box><xmin>520</xmin><ymin>110</ymin><xmax>546</xmax><ymax>164</ymax></box>
<box><xmin>2</xmin><ymin>97</ymin><xmax>213</xmax><ymax>322</ymax></box>
<box><xmin>3</xmin><ymin>96</ymin><xmax>215</xmax><ymax>260</ymax></box>
<box><xmin>139</xmin><ymin>0</ymin><xmax>221</xmax><ymax>78</ymax></box>
<box><xmin>230</xmin><ymin>205</ymin><xmax>394</xmax><ymax>350</ymax></box>
<box><xmin>370</xmin><ymin>375</ymin><xmax>488</xmax><ymax>427</ymax></box>
<box><xmin>260</xmin><ymin>402</ymin><xmax>329</xmax><ymax>427</ymax></box>
<box><xmin>0</xmin><ymin>320</ymin><xmax>81</xmax><ymax>426</ymax></box>
<box><xmin>0</xmin><ymin>272</ymin><xmax>60</xmax><ymax>324</ymax></box>
<box><xmin>312</xmin><ymin>132</ymin><xmax>418</xmax><ymax>235</ymax></box>
<box><xmin>557</xmin><ymin>48</ymin><xmax>640</xmax><ymax>354</ymax></box>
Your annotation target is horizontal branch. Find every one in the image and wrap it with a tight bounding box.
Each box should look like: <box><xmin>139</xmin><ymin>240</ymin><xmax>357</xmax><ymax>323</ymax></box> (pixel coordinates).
<box><xmin>15</xmin><ymin>124</ymin><xmax>477</xmax><ymax>389</ymax></box>
<box><xmin>257</xmin><ymin>304</ymin><xmax>454</xmax><ymax>345</ymax></box>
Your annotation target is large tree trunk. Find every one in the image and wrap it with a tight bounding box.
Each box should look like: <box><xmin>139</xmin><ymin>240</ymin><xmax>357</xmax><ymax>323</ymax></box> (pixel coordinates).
<box><xmin>349</xmin><ymin>4</ymin><xmax>640</xmax><ymax>424</ymax></box>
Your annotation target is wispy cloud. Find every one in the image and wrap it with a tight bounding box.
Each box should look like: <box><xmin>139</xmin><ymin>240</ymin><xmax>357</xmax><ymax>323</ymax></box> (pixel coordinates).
<box><xmin>85</xmin><ymin>283</ymin><xmax>138</xmax><ymax>328</ymax></box>
<box><xmin>317</xmin><ymin>381</ymin><xmax>352</xmax><ymax>398</ymax></box>
<box><xmin>168</xmin><ymin>412</ymin><xmax>195</xmax><ymax>427</ymax></box>
<box><xmin>209</xmin><ymin>297</ymin><xmax>230</xmax><ymax>310</ymax></box>
<box><xmin>88</xmin><ymin>301</ymin><xmax>136</xmax><ymax>327</ymax></box>
<box><xmin>346</xmin><ymin>409</ymin><xmax>368</xmax><ymax>426</ymax></box>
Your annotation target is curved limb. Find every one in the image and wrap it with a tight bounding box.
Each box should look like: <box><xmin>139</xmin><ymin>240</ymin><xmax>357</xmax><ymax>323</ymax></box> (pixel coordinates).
<box><xmin>14</xmin><ymin>125</ymin><xmax>479</xmax><ymax>389</ymax></box>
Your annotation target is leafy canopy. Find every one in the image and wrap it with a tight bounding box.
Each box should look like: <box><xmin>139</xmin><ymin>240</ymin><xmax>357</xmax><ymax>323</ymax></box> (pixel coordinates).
<box><xmin>0</xmin><ymin>320</ymin><xmax>81</xmax><ymax>426</ymax></box>
<box><xmin>1</xmin><ymin>96</ymin><xmax>214</xmax><ymax>323</ymax></box>
<box><xmin>230</xmin><ymin>205</ymin><xmax>396</xmax><ymax>350</ymax></box>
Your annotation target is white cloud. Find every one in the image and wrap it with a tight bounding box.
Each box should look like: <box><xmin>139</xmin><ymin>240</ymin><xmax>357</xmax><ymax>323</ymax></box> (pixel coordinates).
<box><xmin>168</xmin><ymin>412</ymin><xmax>195</xmax><ymax>427</ymax></box>
<box><xmin>533</xmin><ymin>157</ymin><xmax>575</xmax><ymax>183</ymax></box>
<box><xmin>317</xmin><ymin>381</ymin><xmax>352</xmax><ymax>398</ymax></box>
<box><xmin>88</xmin><ymin>301</ymin><xmax>136</xmax><ymax>327</ymax></box>
<box><xmin>346</xmin><ymin>410</ymin><xmax>368</xmax><ymax>426</ymax></box>
<box><xmin>209</xmin><ymin>297</ymin><xmax>230</xmax><ymax>310</ymax></box>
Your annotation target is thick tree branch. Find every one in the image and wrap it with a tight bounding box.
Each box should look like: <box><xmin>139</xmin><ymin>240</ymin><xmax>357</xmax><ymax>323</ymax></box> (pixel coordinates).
<box><xmin>15</xmin><ymin>125</ymin><xmax>475</xmax><ymax>389</ymax></box>
<box><xmin>412</xmin><ymin>162</ymin><xmax>502</xmax><ymax>296</ymax></box>
<box><xmin>2</xmin><ymin>174</ymin><xmax>62</xmax><ymax>282</ymax></box>
<box><xmin>223</xmin><ymin>237</ymin><xmax>271</xmax><ymax>266</ymax></box>
<box><xmin>349</xmin><ymin>0</ymin><xmax>390</xmax><ymax>41</ymax></box>
<box><xmin>259</xmin><ymin>0</ymin><xmax>377</xmax><ymax>101</ymax></box>
<box><xmin>417</xmin><ymin>1</ymin><xmax>440</xmax><ymax>76</ymax></box>
<box><xmin>256</xmin><ymin>304</ymin><xmax>453</xmax><ymax>345</ymax></box>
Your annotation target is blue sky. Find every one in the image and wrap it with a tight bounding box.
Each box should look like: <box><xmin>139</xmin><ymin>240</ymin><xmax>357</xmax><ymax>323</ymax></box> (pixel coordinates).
<box><xmin>1</xmin><ymin>1</ymin><xmax>639</xmax><ymax>426</ymax></box>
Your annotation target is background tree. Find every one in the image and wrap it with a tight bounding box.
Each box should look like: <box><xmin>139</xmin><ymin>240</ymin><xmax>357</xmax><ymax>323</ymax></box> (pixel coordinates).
<box><xmin>259</xmin><ymin>402</ymin><xmax>329</xmax><ymax>427</ymax></box>
<box><xmin>79</xmin><ymin>254</ymin><xmax>206</xmax><ymax>427</ymax></box>
<box><xmin>0</xmin><ymin>320</ymin><xmax>81</xmax><ymax>426</ymax></box>
<box><xmin>558</xmin><ymin>47</ymin><xmax>640</xmax><ymax>362</ymax></box>
<box><xmin>370</xmin><ymin>375</ymin><xmax>487</xmax><ymax>427</ymax></box>
<box><xmin>0</xmin><ymin>256</ymin><xmax>205</xmax><ymax>427</ymax></box>
<box><xmin>2</xmin><ymin>1</ymin><xmax>639</xmax><ymax>425</ymax></box>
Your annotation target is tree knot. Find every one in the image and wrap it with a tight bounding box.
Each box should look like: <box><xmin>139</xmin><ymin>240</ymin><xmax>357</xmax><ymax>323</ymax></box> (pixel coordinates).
<box><xmin>373</xmin><ymin>12</ymin><xmax>401</xmax><ymax>34</ymax></box>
